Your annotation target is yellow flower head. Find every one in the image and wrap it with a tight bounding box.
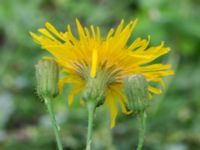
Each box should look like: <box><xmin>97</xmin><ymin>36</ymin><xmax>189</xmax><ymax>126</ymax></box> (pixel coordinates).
<box><xmin>30</xmin><ymin>19</ymin><xmax>174</xmax><ymax>128</ymax></box>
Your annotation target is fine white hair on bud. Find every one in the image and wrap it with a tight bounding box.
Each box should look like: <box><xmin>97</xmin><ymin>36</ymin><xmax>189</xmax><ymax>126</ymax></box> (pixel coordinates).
<box><xmin>35</xmin><ymin>59</ymin><xmax>59</xmax><ymax>98</ymax></box>
<box><xmin>124</xmin><ymin>74</ymin><xmax>149</xmax><ymax>113</ymax></box>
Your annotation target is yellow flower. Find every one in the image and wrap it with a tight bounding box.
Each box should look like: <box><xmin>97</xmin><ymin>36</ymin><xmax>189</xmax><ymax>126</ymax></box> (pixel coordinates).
<box><xmin>30</xmin><ymin>19</ymin><xmax>174</xmax><ymax>128</ymax></box>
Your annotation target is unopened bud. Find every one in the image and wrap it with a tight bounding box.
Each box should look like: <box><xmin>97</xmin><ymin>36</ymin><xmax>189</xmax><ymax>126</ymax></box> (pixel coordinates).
<box><xmin>35</xmin><ymin>59</ymin><xmax>59</xmax><ymax>98</ymax></box>
<box><xmin>124</xmin><ymin>74</ymin><xmax>149</xmax><ymax>113</ymax></box>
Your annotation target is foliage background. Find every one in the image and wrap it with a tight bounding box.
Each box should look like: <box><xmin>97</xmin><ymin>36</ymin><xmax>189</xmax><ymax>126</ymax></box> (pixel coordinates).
<box><xmin>0</xmin><ymin>0</ymin><xmax>200</xmax><ymax>149</ymax></box>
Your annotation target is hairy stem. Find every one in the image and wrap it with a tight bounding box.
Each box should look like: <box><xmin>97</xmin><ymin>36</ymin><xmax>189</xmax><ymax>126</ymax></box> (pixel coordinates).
<box><xmin>137</xmin><ymin>111</ymin><xmax>147</xmax><ymax>150</ymax></box>
<box><xmin>44</xmin><ymin>96</ymin><xmax>63</xmax><ymax>150</ymax></box>
<box><xmin>86</xmin><ymin>101</ymin><xmax>96</xmax><ymax>150</ymax></box>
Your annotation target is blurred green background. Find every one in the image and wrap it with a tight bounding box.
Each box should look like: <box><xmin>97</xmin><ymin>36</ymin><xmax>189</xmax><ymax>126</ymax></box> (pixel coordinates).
<box><xmin>0</xmin><ymin>0</ymin><xmax>200</xmax><ymax>149</ymax></box>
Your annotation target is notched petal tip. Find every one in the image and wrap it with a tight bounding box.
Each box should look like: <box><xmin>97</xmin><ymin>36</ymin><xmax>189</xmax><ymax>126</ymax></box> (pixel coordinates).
<box><xmin>132</xmin><ymin>18</ymin><xmax>138</xmax><ymax>24</ymax></box>
<box><xmin>129</xmin><ymin>18</ymin><xmax>138</xmax><ymax>29</ymax></box>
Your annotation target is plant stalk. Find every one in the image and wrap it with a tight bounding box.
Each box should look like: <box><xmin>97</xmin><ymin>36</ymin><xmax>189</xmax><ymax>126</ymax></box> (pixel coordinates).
<box><xmin>86</xmin><ymin>101</ymin><xmax>96</xmax><ymax>150</ymax></box>
<box><xmin>137</xmin><ymin>111</ymin><xmax>146</xmax><ymax>150</ymax></box>
<box><xmin>44</xmin><ymin>96</ymin><xmax>63</xmax><ymax>150</ymax></box>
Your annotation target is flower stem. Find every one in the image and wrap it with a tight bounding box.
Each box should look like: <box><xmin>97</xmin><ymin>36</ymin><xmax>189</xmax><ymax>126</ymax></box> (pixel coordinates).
<box><xmin>137</xmin><ymin>111</ymin><xmax>147</xmax><ymax>150</ymax></box>
<box><xmin>44</xmin><ymin>96</ymin><xmax>63</xmax><ymax>150</ymax></box>
<box><xmin>86</xmin><ymin>101</ymin><xmax>96</xmax><ymax>150</ymax></box>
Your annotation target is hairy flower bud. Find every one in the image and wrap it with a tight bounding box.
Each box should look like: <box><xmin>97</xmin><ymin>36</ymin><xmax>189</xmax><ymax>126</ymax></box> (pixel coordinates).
<box><xmin>82</xmin><ymin>71</ymin><xmax>108</xmax><ymax>107</ymax></box>
<box><xmin>35</xmin><ymin>59</ymin><xmax>59</xmax><ymax>98</ymax></box>
<box><xmin>124</xmin><ymin>74</ymin><xmax>149</xmax><ymax>113</ymax></box>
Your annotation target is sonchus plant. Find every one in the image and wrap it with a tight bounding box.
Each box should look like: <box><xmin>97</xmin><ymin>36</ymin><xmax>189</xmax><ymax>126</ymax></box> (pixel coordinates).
<box><xmin>31</xmin><ymin>19</ymin><xmax>174</xmax><ymax>150</ymax></box>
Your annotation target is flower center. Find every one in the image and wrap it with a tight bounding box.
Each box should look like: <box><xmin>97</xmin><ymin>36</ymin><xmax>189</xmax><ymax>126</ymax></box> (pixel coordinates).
<box><xmin>76</xmin><ymin>60</ymin><xmax>123</xmax><ymax>106</ymax></box>
<box><xmin>74</xmin><ymin>60</ymin><xmax>123</xmax><ymax>85</ymax></box>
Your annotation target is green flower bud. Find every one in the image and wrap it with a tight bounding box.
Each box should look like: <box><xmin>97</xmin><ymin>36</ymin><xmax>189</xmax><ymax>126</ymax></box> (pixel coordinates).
<box><xmin>35</xmin><ymin>59</ymin><xmax>59</xmax><ymax>98</ymax></box>
<box><xmin>124</xmin><ymin>74</ymin><xmax>149</xmax><ymax>113</ymax></box>
<box><xmin>82</xmin><ymin>71</ymin><xmax>107</xmax><ymax>107</ymax></box>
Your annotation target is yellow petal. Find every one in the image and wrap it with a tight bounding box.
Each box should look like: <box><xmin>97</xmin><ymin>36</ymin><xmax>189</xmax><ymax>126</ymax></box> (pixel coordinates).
<box><xmin>148</xmin><ymin>86</ymin><xmax>162</xmax><ymax>94</ymax></box>
<box><xmin>117</xmin><ymin>97</ymin><xmax>132</xmax><ymax>115</ymax></box>
<box><xmin>140</xmin><ymin>64</ymin><xmax>172</xmax><ymax>72</ymax></box>
<box><xmin>38</xmin><ymin>28</ymin><xmax>58</xmax><ymax>42</ymax></box>
<box><xmin>90</xmin><ymin>25</ymin><xmax>96</xmax><ymax>38</ymax></box>
<box><xmin>58</xmin><ymin>75</ymin><xmax>83</xmax><ymax>93</ymax></box>
<box><xmin>106</xmin><ymin>95</ymin><xmax>118</xmax><ymax>128</ymax></box>
<box><xmin>134</xmin><ymin>35</ymin><xmax>150</xmax><ymax>52</ymax></box>
<box><xmin>90</xmin><ymin>49</ymin><xmax>98</xmax><ymax>78</ymax></box>
<box><xmin>106</xmin><ymin>28</ymin><xmax>114</xmax><ymax>40</ymax></box>
<box><xmin>84</xmin><ymin>27</ymin><xmax>90</xmax><ymax>38</ymax></box>
<box><xmin>30</xmin><ymin>32</ymin><xmax>42</xmax><ymax>43</ymax></box>
<box><xmin>96</xmin><ymin>26</ymin><xmax>101</xmax><ymax>41</ymax></box>
<box><xmin>149</xmin><ymin>78</ymin><xmax>166</xmax><ymax>89</ymax></box>
<box><xmin>115</xmin><ymin>19</ymin><xmax>124</xmax><ymax>36</ymax></box>
<box><xmin>45</xmin><ymin>22</ymin><xmax>64</xmax><ymax>41</ymax></box>
<box><xmin>128</xmin><ymin>37</ymin><xmax>142</xmax><ymax>50</ymax></box>
<box><xmin>67</xmin><ymin>24</ymin><xmax>77</xmax><ymax>43</ymax></box>
<box><xmin>68</xmin><ymin>82</ymin><xmax>84</xmax><ymax>106</ymax></box>
<box><xmin>113</xmin><ymin>20</ymin><xmax>137</xmax><ymax>49</ymax></box>
<box><xmin>76</xmin><ymin>18</ymin><xmax>85</xmax><ymax>39</ymax></box>
<box><xmin>109</xmin><ymin>85</ymin><xmax>132</xmax><ymax>115</ymax></box>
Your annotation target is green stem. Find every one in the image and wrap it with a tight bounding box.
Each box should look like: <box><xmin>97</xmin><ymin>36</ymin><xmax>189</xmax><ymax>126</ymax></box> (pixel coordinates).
<box><xmin>44</xmin><ymin>96</ymin><xmax>63</xmax><ymax>150</ymax></box>
<box><xmin>86</xmin><ymin>101</ymin><xmax>96</xmax><ymax>150</ymax></box>
<box><xmin>137</xmin><ymin>111</ymin><xmax>147</xmax><ymax>150</ymax></box>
